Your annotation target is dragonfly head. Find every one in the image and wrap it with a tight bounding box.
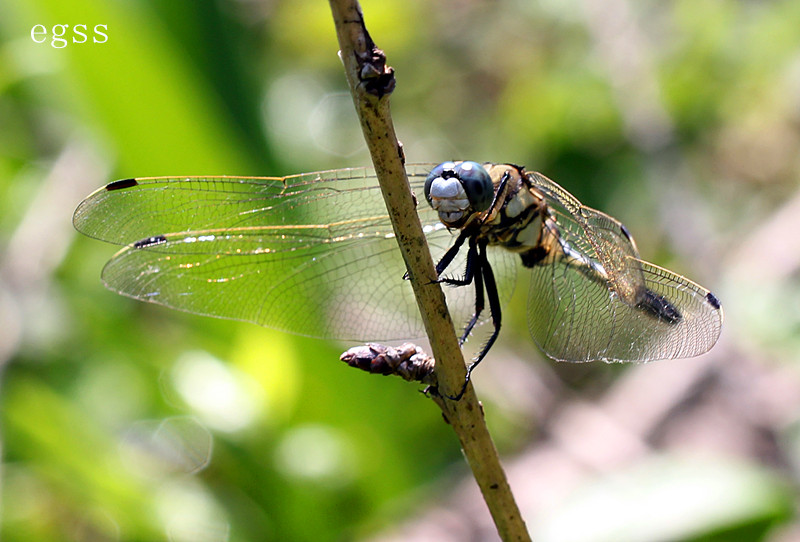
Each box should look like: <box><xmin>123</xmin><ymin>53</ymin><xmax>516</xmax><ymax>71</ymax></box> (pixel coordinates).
<box><xmin>424</xmin><ymin>161</ymin><xmax>493</xmax><ymax>227</ymax></box>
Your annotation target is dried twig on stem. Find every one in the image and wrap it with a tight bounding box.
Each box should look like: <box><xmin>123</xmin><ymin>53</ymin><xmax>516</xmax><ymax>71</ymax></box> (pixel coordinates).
<box><xmin>341</xmin><ymin>343</ymin><xmax>436</xmax><ymax>385</ymax></box>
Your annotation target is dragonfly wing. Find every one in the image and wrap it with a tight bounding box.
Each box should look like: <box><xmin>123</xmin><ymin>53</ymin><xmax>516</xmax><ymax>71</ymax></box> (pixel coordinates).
<box><xmin>77</xmin><ymin>164</ymin><xmax>515</xmax><ymax>341</ymax></box>
<box><xmin>526</xmin><ymin>250</ymin><xmax>722</xmax><ymax>361</ymax></box>
<box><xmin>102</xmin><ymin>221</ymin><xmax>519</xmax><ymax>342</ymax></box>
<box><xmin>632</xmin><ymin>259</ymin><xmax>722</xmax><ymax>359</ymax></box>
<box><xmin>102</xmin><ymin>227</ymin><xmax>423</xmax><ymax>340</ymax></box>
<box><xmin>74</xmin><ymin>168</ymin><xmax>398</xmax><ymax>245</ymax></box>
<box><xmin>526</xmin><ymin>171</ymin><xmax>646</xmax><ymax>304</ymax></box>
<box><xmin>524</xmin><ymin>171</ymin><xmax>722</xmax><ymax>361</ymax></box>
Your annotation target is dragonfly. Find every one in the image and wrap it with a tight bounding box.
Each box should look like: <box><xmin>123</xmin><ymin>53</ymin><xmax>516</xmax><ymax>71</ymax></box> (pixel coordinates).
<box><xmin>73</xmin><ymin>161</ymin><xmax>723</xmax><ymax>398</ymax></box>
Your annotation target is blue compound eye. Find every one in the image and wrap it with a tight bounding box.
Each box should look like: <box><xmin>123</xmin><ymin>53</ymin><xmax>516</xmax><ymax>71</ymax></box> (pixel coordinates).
<box><xmin>456</xmin><ymin>161</ymin><xmax>492</xmax><ymax>212</ymax></box>
<box><xmin>423</xmin><ymin>161</ymin><xmax>456</xmax><ymax>205</ymax></box>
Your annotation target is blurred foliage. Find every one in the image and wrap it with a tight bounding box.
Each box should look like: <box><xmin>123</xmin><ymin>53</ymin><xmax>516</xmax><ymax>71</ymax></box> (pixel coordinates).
<box><xmin>1</xmin><ymin>0</ymin><xmax>800</xmax><ymax>541</ymax></box>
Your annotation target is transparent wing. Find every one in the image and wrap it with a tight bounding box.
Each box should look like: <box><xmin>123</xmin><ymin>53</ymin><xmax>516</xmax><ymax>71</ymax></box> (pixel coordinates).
<box><xmin>525</xmin><ymin>171</ymin><xmax>722</xmax><ymax>362</ymax></box>
<box><xmin>74</xmin><ymin>167</ymin><xmax>410</xmax><ymax>245</ymax></box>
<box><xmin>74</xmin><ymin>165</ymin><xmax>516</xmax><ymax>341</ymax></box>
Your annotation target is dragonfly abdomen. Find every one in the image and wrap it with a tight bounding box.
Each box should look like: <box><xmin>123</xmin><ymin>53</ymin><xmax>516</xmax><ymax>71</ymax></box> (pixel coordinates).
<box><xmin>635</xmin><ymin>289</ymin><xmax>682</xmax><ymax>324</ymax></box>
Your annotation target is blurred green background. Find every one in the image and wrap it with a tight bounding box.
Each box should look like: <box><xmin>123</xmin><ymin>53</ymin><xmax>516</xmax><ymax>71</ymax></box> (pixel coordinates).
<box><xmin>2</xmin><ymin>0</ymin><xmax>800</xmax><ymax>540</ymax></box>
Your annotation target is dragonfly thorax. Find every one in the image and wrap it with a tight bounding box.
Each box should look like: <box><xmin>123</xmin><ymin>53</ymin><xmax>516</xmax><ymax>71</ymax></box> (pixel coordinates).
<box><xmin>453</xmin><ymin>163</ymin><xmax>546</xmax><ymax>252</ymax></box>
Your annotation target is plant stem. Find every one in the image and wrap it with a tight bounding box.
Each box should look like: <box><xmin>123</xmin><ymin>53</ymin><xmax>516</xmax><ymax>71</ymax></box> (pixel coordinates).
<box><xmin>327</xmin><ymin>2</ymin><xmax>531</xmax><ymax>540</ymax></box>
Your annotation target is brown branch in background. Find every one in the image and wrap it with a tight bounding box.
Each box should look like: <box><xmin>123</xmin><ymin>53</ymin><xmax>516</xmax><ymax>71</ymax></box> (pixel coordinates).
<box><xmin>327</xmin><ymin>1</ymin><xmax>530</xmax><ymax>540</ymax></box>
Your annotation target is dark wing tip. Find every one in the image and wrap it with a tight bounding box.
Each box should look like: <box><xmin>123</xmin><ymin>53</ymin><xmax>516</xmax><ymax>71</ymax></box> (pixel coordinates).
<box><xmin>133</xmin><ymin>235</ymin><xmax>167</xmax><ymax>248</ymax></box>
<box><xmin>619</xmin><ymin>223</ymin><xmax>633</xmax><ymax>242</ymax></box>
<box><xmin>705</xmin><ymin>291</ymin><xmax>722</xmax><ymax>310</ymax></box>
<box><xmin>106</xmin><ymin>178</ymin><xmax>139</xmax><ymax>191</ymax></box>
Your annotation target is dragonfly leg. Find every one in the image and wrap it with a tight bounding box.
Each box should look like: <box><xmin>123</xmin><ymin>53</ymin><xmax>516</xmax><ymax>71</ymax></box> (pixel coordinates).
<box><xmin>484</xmin><ymin>169</ymin><xmax>513</xmax><ymax>220</ymax></box>
<box><xmin>437</xmin><ymin>229</ymin><xmax>469</xmax><ymax>274</ymax></box>
<box><xmin>403</xmin><ymin>228</ymin><xmax>467</xmax><ymax>282</ymax></box>
<box><xmin>434</xmin><ymin>236</ymin><xmax>488</xmax><ymax>346</ymax></box>
<box><xmin>470</xmin><ymin>239</ymin><xmax>502</xmax><ymax>368</ymax></box>
<box><xmin>458</xmin><ymin>238</ymin><xmax>484</xmax><ymax>345</ymax></box>
<box><xmin>447</xmin><ymin>239</ymin><xmax>502</xmax><ymax>401</ymax></box>
<box><xmin>438</xmin><ymin>236</ymin><xmax>478</xmax><ymax>287</ymax></box>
